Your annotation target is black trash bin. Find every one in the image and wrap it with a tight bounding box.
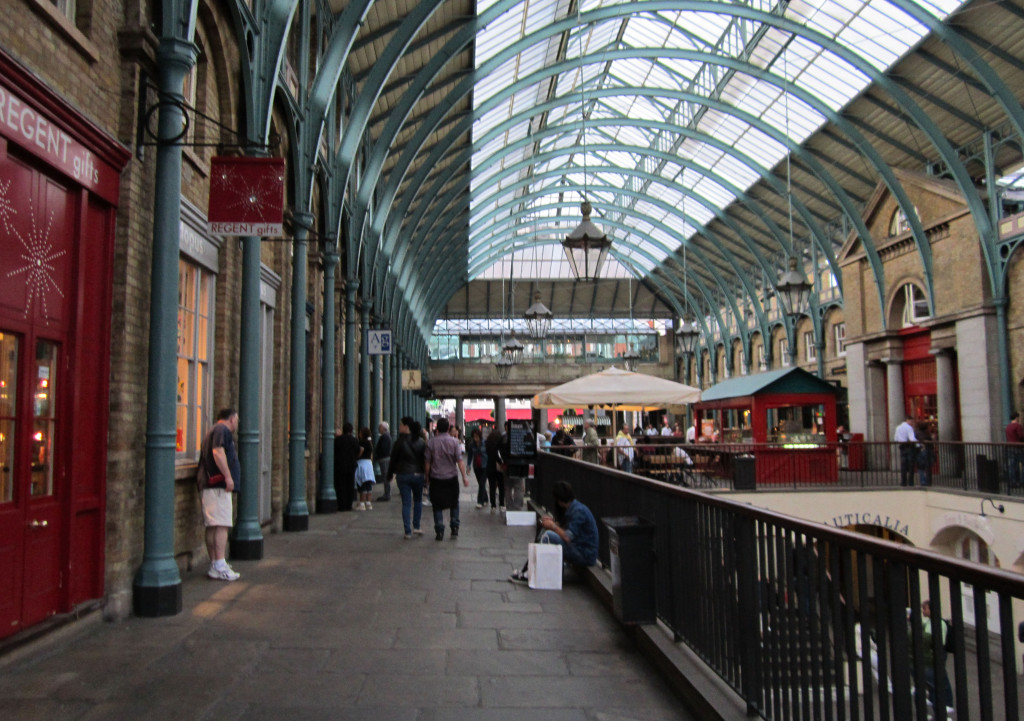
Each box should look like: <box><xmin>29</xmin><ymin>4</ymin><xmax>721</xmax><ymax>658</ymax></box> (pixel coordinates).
<box><xmin>733</xmin><ymin>454</ymin><xmax>756</xmax><ymax>490</ymax></box>
<box><xmin>976</xmin><ymin>454</ymin><xmax>1000</xmax><ymax>494</ymax></box>
<box><xmin>602</xmin><ymin>516</ymin><xmax>656</xmax><ymax>625</ymax></box>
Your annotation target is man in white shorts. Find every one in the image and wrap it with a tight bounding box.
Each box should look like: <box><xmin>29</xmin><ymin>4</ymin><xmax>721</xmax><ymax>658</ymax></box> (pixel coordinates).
<box><xmin>199</xmin><ymin>408</ymin><xmax>242</xmax><ymax>581</ymax></box>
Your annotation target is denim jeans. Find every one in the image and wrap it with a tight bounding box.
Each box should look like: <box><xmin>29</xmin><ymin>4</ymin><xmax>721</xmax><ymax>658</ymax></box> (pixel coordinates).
<box><xmin>473</xmin><ymin>465</ymin><xmax>488</xmax><ymax>505</ymax></box>
<box><xmin>539</xmin><ymin>529</ymin><xmax>590</xmax><ymax>567</ymax></box>
<box><xmin>396</xmin><ymin>473</ymin><xmax>424</xmax><ymax>534</ymax></box>
<box><xmin>1008</xmin><ymin>447</ymin><xmax>1024</xmax><ymax>488</ymax></box>
<box><xmin>433</xmin><ymin>501</ymin><xmax>460</xmax><ymax>534</ymax></box>
<box><xmin>899</xmin><ymin>445</ymin><xmax>917</xmax><ymax>486</ymax></box>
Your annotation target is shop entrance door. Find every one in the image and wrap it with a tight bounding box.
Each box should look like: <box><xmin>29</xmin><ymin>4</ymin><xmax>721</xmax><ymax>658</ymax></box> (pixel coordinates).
<box><xmin>0</xmin><ymin>153</ymin><xmax>75</xmax><ymax>636</ymax></box>
<box><xmin>0</xmin><ymin>333</ymin><xmax>64</xmax><ymax>633</ymax></box>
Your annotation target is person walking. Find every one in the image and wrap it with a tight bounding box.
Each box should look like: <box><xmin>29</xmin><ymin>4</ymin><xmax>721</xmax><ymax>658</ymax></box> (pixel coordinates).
<box><xmin>354</xmin><ymin>427</ymin><xmax>375</xmax><ymax>510</ymax></box>
<box><xmin>1006</xmin><ymin>411</ymin><xmax>1024</xmax><ymax>489</ymax></box>
<box><xmin>894</xmin><ymin>415</ymin><xmax>919</xmax><ymax>486</ymax></box>
<box><xmin>581</xmin><ymin>419</ymin><xmax>600</xmax><ymax>464</ymax></box>
<box><xmin>387</xmin><ymin>417</ymin><xmax>427</xmax><ymax>539</ymax></box>
<box><xmin>197</xmin><ymin>408</ymin><xmax>242</xmax><ymax>581</ymax></box>
<box><xmin>425</xmin><ymin>417</ymin><xmax>469</xmax><ymax>540</ymax></box>
<box><xmin>465</xmin><ymin>427</ymin><xmax>488</xmax><ymax>508</ymax></box>
<box><xmin>374</xmin><ymin>421</ymin><xmax>393</xmax><ymax>501</ymax></box>
<box><xmin>334</xmin><ymin>422</ymin><xmax>360</xmax><ymax>510</ymax></box>
<box><xmin>485</xmin><ymin>425</ymin><xmax>506</xmax><ymax>513</ymax></box>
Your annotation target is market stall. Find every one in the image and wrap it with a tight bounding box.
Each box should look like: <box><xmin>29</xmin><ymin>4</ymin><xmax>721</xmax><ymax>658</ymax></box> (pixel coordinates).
<box><xmin>694</xmin><ymin>367</ymin><xmax>839</xmax><ymax>485</ymax></box>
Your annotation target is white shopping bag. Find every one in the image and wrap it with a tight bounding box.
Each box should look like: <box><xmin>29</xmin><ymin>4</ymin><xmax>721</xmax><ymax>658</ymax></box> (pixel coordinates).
<box><xmin>527</xmin><ymin>542</ymin><xmax>563</xmax><ymax>590</ymax></box>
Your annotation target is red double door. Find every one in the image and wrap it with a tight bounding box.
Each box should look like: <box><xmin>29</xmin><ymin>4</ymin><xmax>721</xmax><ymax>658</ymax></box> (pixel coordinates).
<box><xmin>0</xmin><ymin>141</ymin><xmax>112</xmax><ymax>638</ymax></box>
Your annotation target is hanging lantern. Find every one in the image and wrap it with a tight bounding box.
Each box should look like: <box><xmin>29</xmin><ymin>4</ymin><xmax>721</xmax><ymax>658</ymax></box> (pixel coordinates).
<box><xmin>523</xmin><ymin>291</ymin><xmax>553</xmax><ymax>340</ymax></box>
<box><xmin>562</xmin><ymin>201</ymin><xmax>611</xmax><ymax>281</ymax></box>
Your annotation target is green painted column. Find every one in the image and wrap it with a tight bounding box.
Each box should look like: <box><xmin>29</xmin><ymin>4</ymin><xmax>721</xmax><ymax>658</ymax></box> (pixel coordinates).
<box><xmin>317</xmin><ymin>246</ymin><xmax>339</xmax><ymax>513</ymax></box>
<box><xmin>344</xmin><ymin>280</ymin><xmax>359</xmax><ymax>427</ymax></box>
<box><xmin>232</xmin><ymin>226</ymin><xmax>266</xmax><ymax>557</ymax></box>
<box><xmin>359</xmin><ymin>303</ymin><xmax>371</xmax><ymax>430</ymax></box>
<box><xmin>133</xmin><ymin>37</ymin><xmax>197</xmax><ymax>617</ymax></box>
<box><xmin>284</xmin><ymin>214</ymin><xmax>313</xmax><ymax>531</ymax></box>
<box><xmin>371</xmin><ymin>350</ymin><xmax>381</xmax><ymax>432</ymax></box>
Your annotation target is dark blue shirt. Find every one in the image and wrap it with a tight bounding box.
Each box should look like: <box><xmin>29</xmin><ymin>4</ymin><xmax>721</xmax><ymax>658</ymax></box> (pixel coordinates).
<box><xmin>209</xmin><ymin>423</ymin><xmax>241</xmax><ymax>493</ymax></box>
<box><xmin>563</xmin><ymin>500</ymin><xmax>599</xmax><ymax>566</ymax></box>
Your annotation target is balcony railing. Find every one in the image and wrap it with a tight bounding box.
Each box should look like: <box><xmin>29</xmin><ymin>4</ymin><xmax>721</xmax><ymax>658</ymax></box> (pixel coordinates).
<box><xmin>532</xmin><ymin>452</ymin><xmax>1024</xmax><ymax>721</ymax></box>
<box><xmin>549</xmin><ymin>440</ymin><xmax>1024</xmax><ymax>495</ymax></box>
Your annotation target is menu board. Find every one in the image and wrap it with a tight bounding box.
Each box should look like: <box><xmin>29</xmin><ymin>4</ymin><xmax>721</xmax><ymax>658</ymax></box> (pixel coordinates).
<box><xmin>508</xmin><ymin>420</ymin><xmax>536</xmax><ymax>460</ymax></box>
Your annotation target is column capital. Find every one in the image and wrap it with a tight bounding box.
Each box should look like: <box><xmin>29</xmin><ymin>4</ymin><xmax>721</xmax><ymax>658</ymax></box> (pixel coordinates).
<box><xmin>290</xmin><ymin>211</ymin><xmax>316</xmax><ymax>233</ymax></box>
<box><xmin>155</xmin><ymin>37</ymin><xmax>199</xmax><ymax>71</ymax></box>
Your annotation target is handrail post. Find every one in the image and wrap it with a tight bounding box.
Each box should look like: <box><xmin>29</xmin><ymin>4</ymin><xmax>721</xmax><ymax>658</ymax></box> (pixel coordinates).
<box><xmin>735</xmin><ymin>512</ymin><xmax>762</xmax><ymax>715</ymax></box>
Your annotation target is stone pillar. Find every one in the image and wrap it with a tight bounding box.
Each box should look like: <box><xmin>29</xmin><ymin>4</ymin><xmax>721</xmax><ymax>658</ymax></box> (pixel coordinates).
<box><xmin>134</xmin><ymin>37</ymin><xmax>198</xmax><ymax>617</ymax></box>
<box><xmin>934</xmin><ymin>349</ymin><xmax>958</xmax><ymax>442</ymax></box>
<box><xmin>317</xmin><ymin>248</ymin><xmax>339</xmax><ymax>514</ymax></box>
<box><xmin>343</xmin><ymin>280</ymin><xmax>358</xmax><ymax>427</ymax></box>
<box><xmin>495</xmin><ymin>396</ymin><xmax>507</xmax><ymax>430</ymax></box>
<box><xmin>283</xmin><ymin>213</ymin><xmax>314</xmax><ymax>532</ymax></box>
<box><xmin>359</xmin><ymin>303</ymin><xmax>371</xmax><ymax>430</ymax></box>
<box><xmin>846</xmin><ymin>343</ymin><xmax>868</xmax><ymax>437</ymax></box>
<box><xmin>885</xmin><ymin>359</ymin><xmax>905</xmax><ymax>439</ymax></box>
<box><xmin>455</xmin><ymin>397</ymin><xmax>465</xmax><ymax>432</ymax></box>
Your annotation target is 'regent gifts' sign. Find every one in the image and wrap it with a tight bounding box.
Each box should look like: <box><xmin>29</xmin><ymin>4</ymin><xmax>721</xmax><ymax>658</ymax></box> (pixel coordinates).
<box><xmin>207</xmin><ymin>156</ymin><xmax>285</xmax><ymax>236</ymax></box>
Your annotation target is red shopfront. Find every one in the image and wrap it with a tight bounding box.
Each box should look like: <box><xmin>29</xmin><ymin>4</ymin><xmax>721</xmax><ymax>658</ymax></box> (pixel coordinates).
<box><xmin>0</xmin><ymin>53</ymin><xmax>129</xmax><ymax>639</ymax></box>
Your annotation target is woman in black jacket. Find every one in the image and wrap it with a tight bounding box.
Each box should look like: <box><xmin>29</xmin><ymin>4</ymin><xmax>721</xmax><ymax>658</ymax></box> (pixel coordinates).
<box><xmin>387</xmin><ymin>417</ymin><xmax>427</xmax><ymax>538</ymax></box>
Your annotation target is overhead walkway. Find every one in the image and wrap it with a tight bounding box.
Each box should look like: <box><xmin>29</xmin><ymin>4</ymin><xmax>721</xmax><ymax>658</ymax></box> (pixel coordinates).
<box><xmin>0</xmin><ymin>486</ymin><xmax>698</xmax><ymax>721</ymax></box>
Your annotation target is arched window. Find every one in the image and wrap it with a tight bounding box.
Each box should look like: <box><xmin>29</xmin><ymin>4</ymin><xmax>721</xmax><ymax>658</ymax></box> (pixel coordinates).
<box><xmin>892</xmin><ymin>283</ymin><xmax>930</xmax><ymax>328</ymax></box>
<box><xmin>889</xmin><ymin>207</ymin><xmax>912</xmax><ymax>236</ymax></box>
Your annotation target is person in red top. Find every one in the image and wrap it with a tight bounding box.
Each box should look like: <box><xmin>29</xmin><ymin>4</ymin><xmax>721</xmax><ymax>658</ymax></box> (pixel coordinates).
<box><xmin>1006</xmin><ymin>412</ymin><xmax>1024</xmax><ymax>489</ymax></box>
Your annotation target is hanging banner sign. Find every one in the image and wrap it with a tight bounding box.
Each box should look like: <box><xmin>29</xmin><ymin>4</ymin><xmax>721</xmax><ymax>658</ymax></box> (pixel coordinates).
<box><xmin>367</xmin><ymin>329</ymin><xmax>392</xmax><ymax>355</ymax></box>
<box><xmin>207</xmin><ymin>156</ymin><xmax>285</xmax><ymax>236</ymax></box>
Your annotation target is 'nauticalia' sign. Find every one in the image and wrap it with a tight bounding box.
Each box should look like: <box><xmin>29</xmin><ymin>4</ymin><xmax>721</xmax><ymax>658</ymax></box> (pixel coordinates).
<box><xmin>207</xmin><ymin>156</ymin><xmax>285</xmax><ymax>237</ymax></box>
<box><xmin>826</xmin><ymin>512</ymin><xmax>909</xmax><ymax>537</ymax></box>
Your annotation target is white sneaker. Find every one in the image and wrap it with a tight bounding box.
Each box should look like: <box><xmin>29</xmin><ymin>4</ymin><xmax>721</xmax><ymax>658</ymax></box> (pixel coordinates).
<box><xmin>366</xmin><ymin>502</ymin><xmax>373</xmax><ymax>510</ymax></box>
<box><xmin>357</xmin><ymin>502</ymin><xmax>366</xmax><ymax>511</ymax></box>
<box><xmin>499</xmin><ymin>506</ymin><xmax>506</xmax><ymax>512</ymax></box>
<box><xmin>208</xmin><ymin>565</ymin><xmax>240</xmax><ymax>582</ymax></box>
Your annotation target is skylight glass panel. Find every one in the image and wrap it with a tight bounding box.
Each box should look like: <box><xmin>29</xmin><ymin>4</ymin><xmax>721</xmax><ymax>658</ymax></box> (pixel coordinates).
<box><xmin>476</xmin><ymin>9</ymin><xmax>524</xmax><ymax>64</ymax></box>
<box><xmin>623</xmin><ymin>16</ymin><xmax>669</xmax><ymax>48</ymax></box>
<box><xmin>714</xmin><ymin>154</ymin><xmax>762</xmax><ymax>189</ymax></box>
<box><xmin>610</xmin><ymin>58</ymin><xmax>653</xmax><ymax>88</ymax></box>
<box><xmin>734</xmin><ymin>128</ymin><xmax>785</xmax><ymax>169</ymax></box>
<box><xmin>697</xmin><ymin>109</ymin><xmax>746</xmax><ymax>147</ymax></box>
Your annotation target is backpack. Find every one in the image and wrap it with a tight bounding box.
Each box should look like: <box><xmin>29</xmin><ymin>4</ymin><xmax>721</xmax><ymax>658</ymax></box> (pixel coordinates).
<box><xmin>942</xmin><ymin>619</ymin><xmax>955</xmax><ymax>654</ymax></box>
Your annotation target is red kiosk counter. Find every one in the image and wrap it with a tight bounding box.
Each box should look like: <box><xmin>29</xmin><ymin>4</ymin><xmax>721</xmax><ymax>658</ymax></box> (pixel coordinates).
<box><xmin>694</xmin><ymin>367</ymin><xmax>840</xmax><ymax>485</ymax></box>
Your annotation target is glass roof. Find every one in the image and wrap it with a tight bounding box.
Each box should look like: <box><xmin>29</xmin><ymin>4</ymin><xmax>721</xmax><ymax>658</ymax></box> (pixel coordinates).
<box><xmin>470</xmin><ymin>0</ymin><xmax>967</xmax><ymax>282</ymax></box>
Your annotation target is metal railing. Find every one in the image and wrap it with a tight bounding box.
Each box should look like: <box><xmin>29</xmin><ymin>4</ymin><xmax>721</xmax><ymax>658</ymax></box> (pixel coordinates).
<box><xmin>533</xmin><ymin>452</ymin><xmax>1024</xmax><ymax>721</ymax></box>
<box><xmin>550</xmin><ymin>440</ymin><xmax>1024</xmax><ymax>495</ymax></box>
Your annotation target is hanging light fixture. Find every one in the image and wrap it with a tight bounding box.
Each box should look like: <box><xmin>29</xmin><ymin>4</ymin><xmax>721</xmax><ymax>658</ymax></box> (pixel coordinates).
<box><xmin>563</xmin><ymin>201</ymin><xmax>611</xmax><ymax>282</ymax></box>
<box><xmin>494</xmin><ymin>356</ymin><xmax>514</xmax><ymax>381</ymax></box>
<box><xmin>777</xmin><ymin>48</ymin><xmax>812</xmax><ymax>321</ymax></box>
<box><xmin>675</xmin><ymin>198</ymin><xmax>700</xmax><ymax>356</ymax></box>
<box><xmin>623</xmin><ymin>276</ymin><xmax>640</xmax><ymax>372</ymax></box>
<box><xmin>523</xmin><ymin>290</ymin><xmax>553</xmax><ymax>340</ymax></box>
<box><xmin>501</xmin><ymin>332</ymin><xmax>525</xmax><ymax>365</ymax></box>
<box><xmin>561</xmin><ymin>21</ymin><xmax>611</xmax><ymax>282</ymax></box>
<box><xmin>494</xmin><ymin>266</ymin><xmax>515</xmax><ymax>379</ymax></box>
<box><xmin>778</xmin><ymin>255</ymin><xmax>811</xmax><ymax>319</ymax></box>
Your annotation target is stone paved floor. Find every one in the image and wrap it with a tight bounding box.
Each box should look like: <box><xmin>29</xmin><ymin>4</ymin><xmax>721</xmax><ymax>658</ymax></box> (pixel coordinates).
<box><xmin>0</xmin><ymin>486</ymin><xmax>696</xmax><ymax>720</ymax></box>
